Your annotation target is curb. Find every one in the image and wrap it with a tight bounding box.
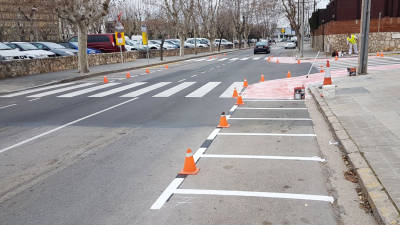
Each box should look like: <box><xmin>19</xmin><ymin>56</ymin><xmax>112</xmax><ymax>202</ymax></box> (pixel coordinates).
<box><xmin>0</xmin><ymin>48</ymin><xmax>245</xmax><ymax>95</ymax></box>
<box><xmin>309</xmin><ymin>87</ymin><xmax>400</xmax><ymax>225</ymax></box>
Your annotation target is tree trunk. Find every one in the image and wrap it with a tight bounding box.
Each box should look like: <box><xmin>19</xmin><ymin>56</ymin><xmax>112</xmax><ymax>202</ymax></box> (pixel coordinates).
<box><xmin>78</xmin><ymin>24</ymin><xmax>89</xmax><ymax>74</ymax></box>
<box><xmin>160</xmin><ymin>36</ymin><xmax>164</xmax><ymax>61</ymax></box>
<box><xmin>209</xmin><ymin>37</ymin><xmax>215</xmax><ymax>52</ymax></box>
<box><xmin>179</xmin><ymin>34</ymin><xmax>185</xmax><ymax>56</ymax></box>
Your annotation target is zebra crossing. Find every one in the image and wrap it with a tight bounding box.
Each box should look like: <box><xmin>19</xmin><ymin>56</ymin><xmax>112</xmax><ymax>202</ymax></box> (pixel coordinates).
<box><xmin>314</xmin><ymin>56</ymin><xmax>400</xmax><ymax>71</ymax></box>
<box><xmin>1</xmin><ymin>81</ymin><xmax>248</xmax><ymax>100</ymax></box>
<box><xmin>187</xmin><ymin>55</ymin><xmax>267</xmax><ymax>62</ymax></box>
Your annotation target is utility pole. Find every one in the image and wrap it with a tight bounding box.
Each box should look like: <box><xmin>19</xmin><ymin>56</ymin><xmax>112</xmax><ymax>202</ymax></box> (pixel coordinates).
<box><xmin>358</xmin><ymin>0</ymin><xmax>371</xmax><ymax>75</ymax></box>
<box><xmin>300</xmin><ymin>0</ymin><xmax>304</xmax><ymax>58</ymax></box>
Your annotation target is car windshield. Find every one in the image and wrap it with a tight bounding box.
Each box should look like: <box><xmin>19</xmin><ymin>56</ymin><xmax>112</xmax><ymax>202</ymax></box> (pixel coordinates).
<box><xmin>0</xmin><ymin>43</ymin><xmax>12</xmax><ymax>50</ymax></box>
<box><xmin>256</xmin><ymin>42</ymin><xmax>267</xmax><ymax>46</ymax></box>
<box><xmin>16</xmin><ymin>43</ymin><xmax>39</xmax><ymax>50</ymax></box>
<box><xmin>43</xmin><ymin>42</ymin><xmax>66</xmax><ymax>49</ymax></box>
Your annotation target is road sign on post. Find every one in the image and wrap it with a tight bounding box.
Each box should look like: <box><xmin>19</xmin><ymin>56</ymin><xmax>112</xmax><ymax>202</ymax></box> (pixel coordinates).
<box><xmin>115</xmin><ymin>32</ymin><xmax>125</xmax><ymax>46</ymax></box>
<box><xmin>142</xmin><ymin>25</ymin><xmax>149</xmax><ymax>64</ymax></box>
<box><xmin>281</xmin><ymin>28</ymin><xmax>285</xmax><ymax>34</ymax></box>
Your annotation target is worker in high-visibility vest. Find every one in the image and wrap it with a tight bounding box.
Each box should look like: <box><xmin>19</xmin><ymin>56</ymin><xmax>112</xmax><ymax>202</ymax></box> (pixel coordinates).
<box><xmin>347</xmin><ymin>34</ymin><xmax>358</xmax><ymax>55</ymax></box>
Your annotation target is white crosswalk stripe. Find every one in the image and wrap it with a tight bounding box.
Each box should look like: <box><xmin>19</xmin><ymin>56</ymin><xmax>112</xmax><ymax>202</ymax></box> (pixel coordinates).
<box><xmin>240</xmin><ymin>57</ymin><xmax>249</xmax><ymax>61</ymax></box>
<box><xmin>1</xmin><ymin>83</ymin><xmax>75</xmax><ymax>98</ymax></box>
<box><xmin>153</xmin><ymin>82</ymin><xmax>195</xmax><ymax>97</ymax></box>
<box><xmin>219</xmin><ymin>82</ymin><xmax>244</xmax><ymax>98</ymax></box>
<box><xmin>186</xmin><ymin>82</ymin><xmax>221</xmax><ymax>98</ymax></box>
<box><xmin>218</xmin><ymin>58</ymin><xmax>228</xmax><ymax>61</ymax></box>
<box><xmin>315</xmin><ymin>57</ymin><xmax>400</xmax><ymax>71</ymax></box>
<box><xmin>89</xmin><ymin>82</ymin><xmax>147</xmax><ymax>97</ymax></box>
<box><xmin>206</xmin><ymin>58</ymin><xmax>216</xmax><ymax>61</ymax></box>
<box><xmin>121</xmin><ymin>82</ymin><xmax>171</xmax><ymax>97</ymax></box>
<box><xmin>58</xmin><ymin>83</ymin><xmax>120</xmax><ymax>98</ymax></box>
<box><xmin>195</xmin><ymin>58</ymin><xmax>207</xmax><ymax>62</ymax></box>
<box><xmin>230</xmin><ymin>58</ymin><xmax>239</xmax><ymax>61</ymax></box>
<box><xmin>253</xmin><ymin>57</ymin><xmax>261</xmax><ymax>60</ymax></box>
<box><xmin>28</xmin><ymin>83</ymin><xmax>95</xmax><ymax>98</ymax></box>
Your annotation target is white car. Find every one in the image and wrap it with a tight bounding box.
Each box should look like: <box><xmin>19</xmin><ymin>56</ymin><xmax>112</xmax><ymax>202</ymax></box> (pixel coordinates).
<box><xmin>185</xmin><ymin>39</ymin><xmax>208</xmax><ymax>48</ymax></box>
<box><xmin>6</xmin><ymin>42</ymin><xmax>56</xmax><ymax>58</ymax></box>
<box><xmin>214</xmin><ymin>39</ymin><xmax>234</xmax><ymax>47</ymax></box>
<box><xmin>284</xmin><ymin>42</ymin><xmax>296</xmax><ymax>49</ymax></box>
<box><xmin>0</xmin><ymin>42</ymin><xmax>28</xmax><ymax>61</ymax></box>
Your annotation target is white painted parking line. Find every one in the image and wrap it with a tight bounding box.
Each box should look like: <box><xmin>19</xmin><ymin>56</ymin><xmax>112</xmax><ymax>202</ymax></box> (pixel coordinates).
<box><xmin>89</xmin><ymin>82</ymin><xmax>147</xmax><ymax>97</ymax></box>
<box><xmin>121</xmin><ymin>82</ymin><xmax>171</xmax><ymax>97</ymax></box>
<box><xmin>219</xmin><ymin>82</ymin><xmax>243</xmax><ymax>98</ymax></box>
<box><xmin>229</xmin><ymin>105</ymin><xmax>238</xmax><ymax>112</ymax></box>
<box><xmin>0</xmin><ymin>98</ymin><xmax>138</xmax><ymax>154</ymax></box>
<box><xmin>207</xmin><ymin>128</ymin><xmax>221</xmax><ymax>140</ymax></box>
<box><xmin>193</xmin><ymin>147</ymin><xmax>207</xmax><ymax>162</ymax></box>
<box><xmin>1</xmin><ymin>83</ymin><xmax>75</xmax><ymax>97</ymax></box>
<box><xmin>237</xmin><ymin>107</ymin><xmax>308</xmax><ymax>110</ymax></box>
<box><xmin>244</xmin><ymin>99</ymin><xmax>305</xmax><ymax>102</ymax></box>
<box><xmin>58</xmin><ymin>83</ymin><xmax>120</xmax><ymax>97</ymax></box>
<box><xmin>228</xmin><ymin>117</ymin><xmax>312</xmax><ymax>121</ymax></box>
<box><xmin>186</xmin><ymin>82</ymin><xmax>221</xmax><ymax>98</ymax></box>
<box><xmin>150</xmin><ymin>178</ymin><xmax>185</xmax><ymax>210</ymax></box>
<box><xmin>0</xmin><ymin>104</ymin><xmax>17</xmax><ymax>109</ymax></box>
<box><xmin>173</xmin><ymin>189</ymin><xmax>334</xmax><ymax>203</ymax></box>
<box><xmin>201</xmin><ymin>154</ymin><xmax>326</xmax><ymax>162</ymax></box>
<box><xmin>218</xmin><ymin>133</ymin><xmax>316</xmax><ymax>137</ymax></box>
<box><xmin>28</xmin><ymin>83</ymin><xmax>95</xmax><ymax>98</ymax></box>
<box><xmin>240</xmin><ymin>57</ymin><xmax>249</xmax><ymax>60</ymax></box>
<box><xmin>153</xmin><ymin>82</ymin><xmax>195</xmax><ymax>97</ymax></box>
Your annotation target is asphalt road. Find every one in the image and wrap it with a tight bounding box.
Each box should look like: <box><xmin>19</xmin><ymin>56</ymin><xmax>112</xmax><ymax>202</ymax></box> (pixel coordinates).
<box><xmin>0</xmin><ymin>46</ymin><xmax>346</xmax><ymax>225</ymax></box>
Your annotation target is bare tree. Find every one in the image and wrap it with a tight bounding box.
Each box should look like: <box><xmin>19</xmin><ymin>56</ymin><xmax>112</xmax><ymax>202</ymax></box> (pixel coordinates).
<box><xmin>55</xmin><ymin>0</ymin><xmax>111</xmax><ymax>74</ymax></box>
<box><xmin>197</xmin><ymin>0</ymin><xmax>220</xmax><ymax>51</ymax></box>
<box><xmin>281</xmin><ymin>0</ymin><xmax>301</xmax><ymax>49</ymax></box>
<box><xmin>18</xmin><ymin>6</ymin><xmax>39</xmax><ymax>42</ymax></box>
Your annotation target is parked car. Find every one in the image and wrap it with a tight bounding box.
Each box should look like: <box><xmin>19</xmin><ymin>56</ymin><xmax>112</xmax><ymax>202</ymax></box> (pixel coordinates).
<box><xmin>164</xmin><ymin>40</ymin><xmax>180</xmax><ymax>48</ymax></box>
<box><xmin>186</xmin><ymin>38</ymin><xmax>210</xmax><ymax>46</ymax></box>
<box><xmin>284</xmin><ymin>42</ymin><xmax>296</xmax><ymax>49</ymax></box>
<box><xmin>185</xmin><ymin>39</ymin><xmax>208</xmax><ymax>48</ymax></box>
<box><xmin>59</xmin><ymin>42</ymin><xmax>101</xmax><ymax>54</ymax></box>
<box><xmin>125</xmin><ymin>39</ymin><xmax>147</xmax><ymax>51</ymax></box>
<box><xmin>31</xmin><ymin>42</ymin><xmax>78</xmax><ymax>56</ymax></box>
<box><xmin>69</xmin><ymin>33</ymin><xmax>125</xmax><ymax>53</ymax></box>
<box><xmin>5</xmin><ymin>42</ymin><xmax>55</xmax><ymax>58</ymax></box>
<box><xmin>214</xmin><ymin>39</ymin><xmax>234</xmax><ymax>47</ymax></box>
<box><xmin>0</xmin><ymin>42</ymin><xmax>28</xmax><ymax>61</ymax></box>
<box><xmin>254</xmin><ymin>41</ymin><xmax>270</xmax><ymax>54</ymax></box>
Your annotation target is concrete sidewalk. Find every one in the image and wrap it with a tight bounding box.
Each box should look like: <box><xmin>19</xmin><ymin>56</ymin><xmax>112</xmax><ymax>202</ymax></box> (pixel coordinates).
<box><xmin>0</xmin><ymin>48</ymin><xmax>239</xmax><ymax>94</ymax></box>
<box><xmin>311</xmin><ymin>70</ymin><xmax>400</xmax><ymax>224</ymax></box>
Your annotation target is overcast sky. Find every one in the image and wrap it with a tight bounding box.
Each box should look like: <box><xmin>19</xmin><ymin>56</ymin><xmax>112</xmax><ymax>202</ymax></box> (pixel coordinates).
<box><xmin>277</xmin><ymin>0</ymin><xmax>330</xmax><ymax>27</ymax></box>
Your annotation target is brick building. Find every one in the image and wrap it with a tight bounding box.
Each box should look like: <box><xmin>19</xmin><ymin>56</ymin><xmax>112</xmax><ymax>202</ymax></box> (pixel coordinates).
<box><xmin>0</xmin><ymin>0</ymin><xmax>63</xmax><ymax>42</ymax></box>
<box><xmin>310</xmin><ymin>0</ymin><xmax>400</xmax><ymax>53</ymax></box>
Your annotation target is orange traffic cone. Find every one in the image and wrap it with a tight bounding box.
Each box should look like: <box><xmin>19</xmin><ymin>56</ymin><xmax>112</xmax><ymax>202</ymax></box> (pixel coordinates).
<box><xmin>103</xmin><ymin>76</ymin><xmax>109</xmax><ymax>83</ymax></box>
<box><xmin>236</xmin><ymin>95</ymin><xmax>244</xmax><ymax>105</ymax></box>
<box><xmin>323</xmin><ymin>60</ymin><xmax>332</xmax><ymax>85</ymax></box>
<box><xmin>179</xmin><ymin>148</ymin><xmax>199</xmax><ymax>175</ymax></box>
<box><xmin>146</xmin><ymin>68</ymin><xmax>150</xmax><ymax>74</ymax></box>
<box><xmin>380</xmin><ymin>52</ymin><xmax>384</xmax><ymax>57</ymax></box>
<box><xmin>165</xmin><ymin>64</ymin><xmax>169</xmax><ymax>69</ymax></box>
<box><xmin>209</xmin><ymin>56</ymin><xmax>212</xmax><ymax>59</ymax></box>
<box><xmin>217</xmin><ymin>112</ymin><xmax>230</xmax><ymax>128</ymax></box>
<box><xmin>260</xmin><ymin>74</ymin><xmax>265</xmax><ymax>82</ymax></box>
<box><xmin>243</xmin><ymin>78</ymin><xmax>248</xmax><ymax>88</ymax></box>
<box><xmin>126</xmin><ymin>72</ymin><xmax>131</xmax><ymax>78</ymax></box>
<box><xmin>376</xmin><ymin>52</ymin><xmax>380</xmax><ymax>56</ymax></box>
<box><xmin>232</xmin><ymin>88</ymin><xmax>239</xmax><ymax>98</ymax></box>
<box><xmin>335</xmin><ymin>56</ymin><xmax>338</xmax><ymax>61</ymax></box>
<box><xmin>267</xmin><ymin>57</ymin><xmax>271</xmax><ymax>63</ymax></box>
<box><xmin>276</xmin><ymin>59</ymin><xmax>280</xmax><ymax>64</ymax></box>
<box><xmin>320</xmin><ymin>65</ymin><xmax>324</xmax><ymax>73</ymax></box>
<box><xmin>287</xmin><ymin>71</ymin><xmax>292</xmax><ymax>78</ymax></box>
<box><xmin>297</xmin><ymin>59</ymin><xmax>301</xmax><ymax>64</ymax></box>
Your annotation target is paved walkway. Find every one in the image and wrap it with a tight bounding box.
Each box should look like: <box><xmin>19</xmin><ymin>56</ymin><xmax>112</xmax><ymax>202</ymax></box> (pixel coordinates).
<box><xmin>0</xmin><ymin>49</ymin><xmax>238</xmax><ymax>94</ymax></box>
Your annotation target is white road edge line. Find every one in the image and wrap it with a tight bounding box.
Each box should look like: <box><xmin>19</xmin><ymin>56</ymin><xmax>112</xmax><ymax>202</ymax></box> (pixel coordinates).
<box><xmin>207</xmin><ymin>128</ymin><xmax>221</xmax><ymax>140</ymax></box>
<box><xmin>237</xmin><ymin>107</ymin><xmax>308</xmax><ymax>110</ymax></box>
<box><xmin>0</xmin><ymin>104</ymin><xmax>17</xmax><ymax>109</ymax></box>
<box><xmin>150</xmin><ymin>178</ymin><xmax>184</xmax><ymax>210</ymax></box>
<box><xmin>173</xmin><ymin>189</ymin><xmax>334</xmax><ymax>203</ymax></box>
<box><xmin>193</xmin><ymin>147</ymin><xmax>207</xmax><ymax>162</ymax></box>
<box><xmin>0</xmin><ymin>98</ymin><xmax>138</xmax><ymax>154</ymax></box>
<box><xmin>228</xmin><ymin>117</ymin><xmax>312</xmax><ymax>121</ymax></box>
<box><xmin>244</xmin><ymin>99</ymin><xmax>305</xmax><ymax>102</ymax></box>
<box><xmin>218</xmin><ymin>133</ymin><xmax>316</xmax><ymax>137</ymax></box>
<box><xmin>201</xmin><ymin>154</ymin><xmax>326</xmax><ymax>162</ymax></box>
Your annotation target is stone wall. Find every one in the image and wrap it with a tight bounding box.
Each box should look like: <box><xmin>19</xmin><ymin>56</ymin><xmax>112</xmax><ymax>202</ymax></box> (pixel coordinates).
<box><xmin>0</xmin><ymin>46</ymin><xmax>231</xmax><ymax>79</ymax></box>
<box><xmin>312</xmin><ymin>17</ymin><xmax>400</xmax><ymax>53</ymax></box>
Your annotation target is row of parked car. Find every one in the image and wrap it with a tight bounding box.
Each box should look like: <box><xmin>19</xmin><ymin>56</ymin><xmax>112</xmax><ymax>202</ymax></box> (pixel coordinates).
<box><xmin>0</xmin><ymin>33</ymin><xmax>236</xmax><ymax>61</ymax></box>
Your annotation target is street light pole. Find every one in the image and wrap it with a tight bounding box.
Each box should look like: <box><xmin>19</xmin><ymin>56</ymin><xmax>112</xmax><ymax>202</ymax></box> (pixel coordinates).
<box><xmin>358</xmin><ymin>0</ymin><xmax>371</xmax><ymax>75</ymax></box>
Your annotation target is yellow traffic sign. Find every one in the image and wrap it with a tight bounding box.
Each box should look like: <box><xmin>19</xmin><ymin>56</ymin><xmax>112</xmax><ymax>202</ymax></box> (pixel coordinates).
<box><xmin>281</xmin><ymin>28</ymin><xmax>285</xmax><ymax>34</ymax></box>
<box><xmin>142</xmin><ymin>32</ymin><xmax>148</xmax><ymax>45</ymax></box>
<box><xmin>115</xmin><ymin>32</ymin><xmax>125</xmax><ymax>46</ymax></box>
